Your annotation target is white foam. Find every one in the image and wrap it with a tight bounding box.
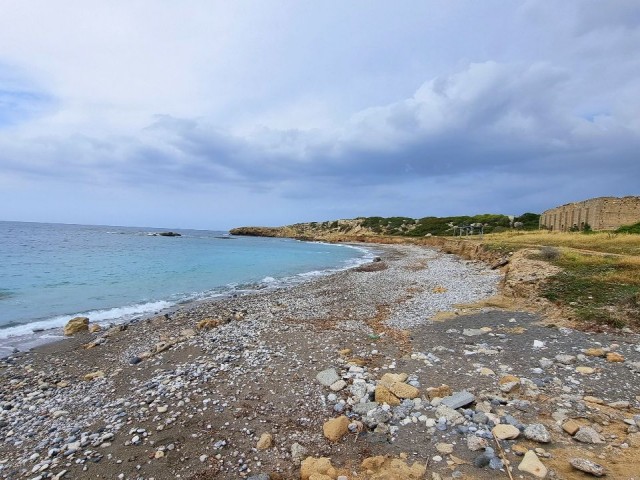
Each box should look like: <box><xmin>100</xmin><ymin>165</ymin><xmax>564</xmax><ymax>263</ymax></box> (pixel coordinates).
<box><xmin>0</xmin><ymin>300</ymin><xmax>174</xmax><ymax>339</ymax></box>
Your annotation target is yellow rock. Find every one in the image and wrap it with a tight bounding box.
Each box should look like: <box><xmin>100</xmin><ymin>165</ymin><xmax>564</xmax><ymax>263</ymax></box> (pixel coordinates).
<box><xmin>196</xmin><ymin>318</ymin><xmax>222</xmax><ymax>330</ymax></box>
<box><xmin>63</xmin><ymin>317</ymin><xmax>89</xmax><ymax>336</ymax></box>
<box><xmin>499</xmin><ymin>374</ymin><xmax>520</xmax><ymax>393</ymax></box>
<box><xmin>361</xmin><ymin>455</ymin><xmax>426</xmax><ymax>479</ymax></box>
<box><xmin>606</xmin><ymin>352</ymin><xmax>625</xmax><ymax>363</ymax></box>
<box><xmin>512</xmin><ymin>444</ymin><xmax>529</xmax><ymax>456</ymax></box>
<box><xmin>583</xmin><ymin>396</ymin><xmax>604</xmax><ymax>404</ymax></box>
<box><xmin>518</xmin><ymin>450</ymin><xmax>547</xmax><ymax>478</ymax></box>
<box><xmin>584</xmin><ymin>348</ymin><xmax>606</xmax><ymax>357</ymax></box>
<box><xmin>338</xmin><ymin>348</ymin><xmax>352</xmax><ymax>356</ymax></box>
<box><xmin>379</xmin><ymin>372</ymin><xmax>409</xmax><ymax>387</ymax></box>
<box><xmin>322</xmin><ymin>416</ymin><xmax>350</xmax><ymax>442</ymax></box>
<box><xmin>492</xmin><ymin>424</ymin><xmax>521</xmax><ymax>440</ymax></box>
<box><xmin>479</xmin><ymin>367</ymin><xmax>495</xmax><ymax>376</ymax></box>
<box><xmin>300</xmin><ymin>457</ymin><xmax>337</xmax><ymax>480</ymax></box>
<box><xmin>374</xmin><ymin>385</ymin><xmax>401</xmax><ymax>406</ymax></box>
<box><xmin>562</xmin><ymin>419</ymin><xmax>581</xmax><ymax>436</ymax></box>
<box><xmin>388</xmin><ymin>382</ymin><xmax>420</xmax><ymax>399</ymax></box>
<box><xmin>88</xmin><ymin>323</ymin><xmax>101</xmax><ymax>333</ymax></box>
<box><xmin>432</xmin><ymin>286</ymin><xmax>447</xmax><ymax>293</ymax></box>
<box><xmin>256</xmin><ymin>432</ymin><xmax>272</xmax><ymax>450</ymax></box>
<box><xmin>426</xmin><ymin>384</ymin><xmax>453</xmax><ymax>400</ymax></box>
<box><xmin>83</xmin><ymin>370</ymin><xmax>105</xmax><ymax>381</ymax></box>
<box><xmin>576</xmin><ymin>366</ymin><xmax>595</xmax><ymax>375</ymax></box>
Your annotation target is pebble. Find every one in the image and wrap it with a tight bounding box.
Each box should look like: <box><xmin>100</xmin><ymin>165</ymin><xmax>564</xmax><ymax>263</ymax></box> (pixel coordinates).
<box><xmin>570</xmin><ymin>458</ymin><xmax>605</xmax><ymax>476</ymax></box>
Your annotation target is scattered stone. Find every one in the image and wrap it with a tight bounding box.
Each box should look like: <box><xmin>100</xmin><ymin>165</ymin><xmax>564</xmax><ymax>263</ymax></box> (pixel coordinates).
<box><xmin>360</xmin><ymin>456</ymin><xmax>426</xmax><ymax>479</ymax></box>
<box><xmin>570</xmin><ymin>458</ymin><xmax>605</xmax><ymax>477</ymax></box>
<box><xmin>574</xmin><ymin>426</ymin><xmax>604</xmax><ymax>444</ymax></box>
<box><xmin>518</xmin><ymin>450</ymin><xmax>548</xmax><ymax>478</ymax></box>
<box><xmin>291</xmin><ymin>443</ymin><xmax>308</xmax><ymax>465</ymax></box>
<box><xmin>606</xmin><ymin>352</ymin><xmax>624</xmax><ymax>363</ymax></box>
<box><xmin>435</xmin><ymin>443</ymin><xmax>454</xmax><ymax>454</ymax></box>
<box><xmin>379</xmin><ymin>373</ymin><xmax>408</xmax><ymax>386</ymax></box>
<box><xmin>256</xmin><ymin>433</ymin><xmax>272</xmax><ymax>450</ymax></box>
<box><xmin>576</xmin><ymin>366</ymin><xmax>596</xmax><ymax>375</ymax></box>
<box><xmin>88</xmin><ymin>323</ymin><xmax>102</xmax><ymax>333</ymax></box>
<box><xmin>83</xmin><ymin>370</ymin><xmax>105</xmax><ymax>381</ymax></box>
<box><xmin>583</xmin><ymin>396</ymin><xmax>604</xmax><ymax>404</ymax></box>
<box><xmin>323</xmin><ymin>416</ymin><xmax>350</xmax><ymax>442</ymax></box>
<box><xmin>555</xmin><ymin>354</ymin><xmax>576</xmax><ymax>365</ymax></box>
<box><xmin>562</xmin><ymin>420</ymin><xmax>582</xmax><ymax>436</ymax></box>
<box><xmin>524</xmin><ymin>424</ymin><xmax>551</xmax><ymax>443</ymax></box>
<box><xmin>63</xmin><ymin>317</ymin><xmax>89</xmax><ymax>336</ymax></box>
<box><xmin>427</xmin><ymin>384</ymin><xmax>453</xmax><ymax>400</ymax></box>
<box><xmin>584</xmin><ymin>348</ymin><xmax>606</xmax><ymax>357</ymax></box>
<box><xmin>463</xmin><ymin>328</ymin><xmax>485</xmax><ymax>336</ymax></box>
<box><xmin>440</xmin><ymin>391</ymin><xmax>475</xmax><ymax>409</ymax></box>
<box><xmin>196</xmin><ymin>318</ymin><xmax>221</xmax><ymax>330</ymax></box>
<box><xmin>388</xmin><ymin>382</ymin><xmax>420</xmax><ymax>399</ymax></box>
<box><xmin>435</xmin><ymin>404</ymin><xmax>465</xmax><ymax>425</ymax></box>
<box><xmin>492</xmin><ymin>424</ymin><xmax>520</xmax><ymax>440</ymax></box>
<box><xmin>316</xmin><ymin>368</ymin><xmax>341</xmax><ymax>387</ymax></box>
<box><xmin>466</xmin><ymin>435</ymin><xmax>488</xmax><ymax>451</ymax></box>
<box><xmin>479</xmin><ymin>367</ymin><xmax>495</xmax><ymax>376</ymax></box>
<box><xmin>498</xmin><ymin>375</ymin><xmax>520</xmax><ymax>393</ymax></box>
<box><xmin>329</xmin><ymin>380</ymin><xmax>347</xmax><ymax>392</ymax></box>
<box><xmin>301</xmin><ymin>457</ymin><xmax>336</xmax><ymax>480</ymax></box>
<box><xmin>374</xmin><ymin>385</ymin><xmax>401</xmax><ymax>406</ymax></box>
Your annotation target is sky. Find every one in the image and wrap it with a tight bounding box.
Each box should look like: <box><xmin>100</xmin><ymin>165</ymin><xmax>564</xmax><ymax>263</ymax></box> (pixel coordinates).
<box><xmin>0</xmin><ymin>1</ymin><xmax>639</xmax><ymax>230</ymax></box>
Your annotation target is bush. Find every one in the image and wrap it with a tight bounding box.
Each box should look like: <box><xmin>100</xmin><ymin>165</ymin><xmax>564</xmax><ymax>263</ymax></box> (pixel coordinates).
<box><xmin>616</xmin><ymin>222</ymin><xmax>640</xmax><ymax>234</ymax></box>
<box><xmin>539</xmin><ymin>246</ymin><xmax>561</xmax><ymax>261</ymax></box>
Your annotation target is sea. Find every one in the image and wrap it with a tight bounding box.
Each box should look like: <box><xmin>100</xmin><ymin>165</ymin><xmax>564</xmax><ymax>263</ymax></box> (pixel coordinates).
<box><xmin>0</xmin><ymin>221</ymin><xmax>373</xmax><ymax>352</ymax></box>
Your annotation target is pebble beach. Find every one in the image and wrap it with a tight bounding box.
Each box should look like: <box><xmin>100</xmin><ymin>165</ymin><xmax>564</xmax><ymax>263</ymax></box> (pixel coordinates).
<box><xmin>1</xmin><ymin>243</ymin><xmax>639</xmax><ymax>480</ymax></box>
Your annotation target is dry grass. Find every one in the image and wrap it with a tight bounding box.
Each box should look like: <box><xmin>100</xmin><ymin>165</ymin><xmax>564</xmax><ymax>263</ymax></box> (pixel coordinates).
<box><xmin>482</xmin><ymin>230</ymin><xmax>640</xmax><ymax>256</ymax></box>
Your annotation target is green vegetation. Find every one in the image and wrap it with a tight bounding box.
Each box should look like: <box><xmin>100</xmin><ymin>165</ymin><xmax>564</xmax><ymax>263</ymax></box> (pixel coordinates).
<box><xmin>541</xmin><ymin>251</ymin><xmax>640</xmax><ymax>329</ymax></box>
<box><xmin>616</xmin><ymin>221</ymin><xmax>640</xmax><ymax>234</ymax></box>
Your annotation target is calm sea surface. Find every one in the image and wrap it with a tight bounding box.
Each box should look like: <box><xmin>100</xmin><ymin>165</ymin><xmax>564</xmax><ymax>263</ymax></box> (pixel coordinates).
<box><xmin>0</xmin><ymin>221</ymin><xmax>371</xmax><ymax>338</ymax></box>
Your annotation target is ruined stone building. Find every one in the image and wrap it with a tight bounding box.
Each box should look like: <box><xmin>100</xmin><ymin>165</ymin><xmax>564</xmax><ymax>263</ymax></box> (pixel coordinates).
<box><xmin>539</xmin><ymin>196</ymin><xmax>640</xmax><ymax>231</ymax></box>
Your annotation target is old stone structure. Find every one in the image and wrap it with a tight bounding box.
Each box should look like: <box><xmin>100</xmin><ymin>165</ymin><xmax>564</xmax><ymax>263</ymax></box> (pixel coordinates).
<box><xmin>539</xmin><ymin>196</ymin><xmax>640</xmax><ymax>232</ymax></box>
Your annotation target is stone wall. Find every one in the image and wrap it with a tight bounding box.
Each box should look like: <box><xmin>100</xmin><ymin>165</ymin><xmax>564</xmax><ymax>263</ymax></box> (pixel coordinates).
<box><xmin>539</xmin><ymin>196</ymin><xmax>640</xmax><ymax>231</ymax></box>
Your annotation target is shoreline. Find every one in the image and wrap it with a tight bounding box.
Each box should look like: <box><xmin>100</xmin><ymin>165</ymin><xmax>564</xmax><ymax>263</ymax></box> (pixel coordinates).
<box><xmin>1</xmin><ymin>243</ymin><xmax>638</xmax><ymax>479</ymax></box>
<box><xmin>0</xmin><ymin>241</ymin><xmax>379</xmax><ymax>358</ymax></box>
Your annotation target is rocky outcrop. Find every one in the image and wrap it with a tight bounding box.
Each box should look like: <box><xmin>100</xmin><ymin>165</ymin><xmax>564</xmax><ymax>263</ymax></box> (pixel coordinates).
<box><xmin>63</xmin><ymin>317</ymin><xmax>90</xmax><ymax>336</ymax></box>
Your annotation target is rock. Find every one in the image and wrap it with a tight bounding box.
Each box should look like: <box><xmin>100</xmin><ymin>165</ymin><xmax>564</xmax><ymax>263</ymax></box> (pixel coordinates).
<box><xmin>555</xmin><ymin>354</ymin><xmax>576</xmax><ymax>365</ymax></box>
<box><xmin>466</xmin><ymin>435</ymin><xmax>488</xmax><ymax>451</ymax></box>
<box><xmin>157</xmin><ymin>405</ymin><xmax>168</xmax><ymax>413</ymax></box>
<box><xmin>427</xmin><ymin>384</ymin><xmax>453</xmax><ymax>400</ymax></box>
<box><xmin>492</xmin><ymin>424</ymin><xmax>520</xmax><ymax>440</ymax></box>
<box><xmin>518</xmin><ymin>450</ymin><xmax>547</xmax><ymax>478</ymax></box>
<box><xmin>479</xmin><ymin>367</ymin><xmax>495</xmax><ymax>376</ymax></box>
<box><xmin>350</xmin><ymin>381</ymin><xmax>369</xmax><ymax>399</ymax></box>
<box><xmin>360</xmin><ymin>456</ymin><xmax>426</xmax><ymax>479</ymax></box>
<box><xmin>574</xmin><ymin>426</ymin><xmax>604</xmax><ymax>444</ymax></box>
<box><xmin>583</xmin><ymin>396</ymin><xmax>604</xmax><ymax>404</ymax></box>
<box><xmin>154</xmin><ymin>450</ymin><xmax>165</xmax><ymax>459</ymax></box>
<box><xmin>300</xmin><ymin>457</ymin><xmax>337</xmax><ymax>480</ymax></box>
<box><xmin>196</xmin><ymin>318</ymin><xmax>221</xmax><ymax>330</ymax></box>
<box><xmin>435</xmin><ymin>405</ymin><xmax>464</xmax><ymax>425</ymax></box>
<box><xmin>246</xmin><ymin>475</ymin><xmax>269</xmax><ymax>480</ymax></box>
<box><xmin>290</xmin><ymin>442</ymin><xmax>308</xmax><ymax>465</ymax></box>
<box><xmin>570</xmin><ymin>458</ymin><xmax>605</xmax><ymax>477</ymax></box>
<box><xmin>380</xmin><ymin>373</ymin><xmax>408</xmax><ymax>386</ymax></box>
<box><xmin>435</xmin><ymin>443</ymin><xmax>453</xmax><ymax>454</ymax></box>
<box><xmin>499</xmin><ymin>375</ymin><xmax>520</xmax><ymax>393</ymax></box>
<box><xmin>83</xmin><ymin>370</ymin><xmax>105</xmax><ymax>381</ymax></box>
<box><xmin>388</xmin><ymin>382</ymin><xmax>420</xmax><ymax>399</ymax></box>
<box><xmin>88</xmin><ymin>324</ymin><xmax>101</xmax><ymax>333</ymax></box>
<box><xmin>512</xmin><ymin>444</ymin><xmax>529</xmax><ymax>456</ymax></box>
<box><xmin>626</xmin><ymin>432</ymin><xmax>640</xmax><ymax>447</ymax></box>
<box><xmin>316</xmin><ymin>368</ymin><xmax>341</xmax><ymax>387</ymax></box>
<box><xmin>180</xmin><ymin>328</ymin><xmax>196</xmax><ymax>338</ymax></box>
<box><xmin>374</xmin><ymin>385</ymin><xmax>401</xmax><ymax>406</ymax></box>
<box><xmin>584</xmin><ymin>348</ymin><xmax>606</xmax><ymax>357</ymax></box>
<box><xmin>63</xmin><ymin>317</ymin><xmax>89</xmax><ymax>336</ymax></box>
<box><xmin>473</xmin><ymin>452</ymin><xmax>493</xmax><ymax>468</ymax></box>
<box><xmin>524</xmin><ymin>424</ymin><xmax>551</xmax><ymax>443</ymax></box>
<box><xmin>323</xmin><ymin>416</ymin><xmax>350</xmax><ymax>442</ymax></box>
<box><xmin>330</xmin><ymin>380</ymin><xmax>347</xmax><ymax>392</ymax></box>
<box><xmin>352</xmin><ymin>402</ymin><xmax>379</xmax><ymax>416</ymax></box>
<box><xmin>440</xmin><ymin>391</ymin><xmax>475</xmax><ymax>409</ymax></box>
<box><xmin>562</xmin><ymin>420</ymin><xmax>581</xmax><ymax>436</ymax></box>
<box><xmin>576</xmin><ymin>366</ymin><xmax>596</xmax><ymax>374</ymax></box>
<box><xmin>606</xmin><ymin>352</ymin><xmax>625</xmax><ymax>362</ymax></box>
<box><xmin>256</xmin><ymin>433</ymin><xmax>272</xmax><ymax>450</ymax></box>
<box><xmin>463</xmin><ymin>328</ymin><xmax>485</xmax><ymax>336</ymax></box>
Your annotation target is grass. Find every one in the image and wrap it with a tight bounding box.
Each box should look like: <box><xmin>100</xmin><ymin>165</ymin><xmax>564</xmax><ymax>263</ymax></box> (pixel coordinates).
<box><xmin>481</xmin><ymin>230</ymin><xmax>640</xmax><ymax>256</ymax></box>
<box><xmin>479</xmin><ymin>230</ymin><xmax>640</xmax><ymax>329</ymax></box>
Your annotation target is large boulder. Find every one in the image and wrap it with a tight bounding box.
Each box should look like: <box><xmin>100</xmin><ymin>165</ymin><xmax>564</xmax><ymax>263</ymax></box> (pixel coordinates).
<box><xmin>64</xmin><ymin>317</ymin><xmax>89</xmax><ymax>336</ymax></box>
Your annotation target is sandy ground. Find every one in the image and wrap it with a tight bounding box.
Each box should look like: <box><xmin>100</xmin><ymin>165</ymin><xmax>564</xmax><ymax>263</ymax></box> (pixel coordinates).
<box><xmin>0</xmin><ymin>244</ymin><xmax>639</xmax><ymax>480</ymax></box>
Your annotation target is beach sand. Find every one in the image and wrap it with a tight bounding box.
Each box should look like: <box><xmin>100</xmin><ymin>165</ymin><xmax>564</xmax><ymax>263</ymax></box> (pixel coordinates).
<box><xmin>1</xmin><ymin>243</ymin><xmax>639</xmax><ymax>479</ymax></box>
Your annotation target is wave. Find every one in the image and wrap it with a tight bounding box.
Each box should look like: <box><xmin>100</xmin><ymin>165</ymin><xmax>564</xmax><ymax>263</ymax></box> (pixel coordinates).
<box><xmin>0</xmin><ymin>300</ymin><xmax>173</xmax><ymax>339</ymax></box>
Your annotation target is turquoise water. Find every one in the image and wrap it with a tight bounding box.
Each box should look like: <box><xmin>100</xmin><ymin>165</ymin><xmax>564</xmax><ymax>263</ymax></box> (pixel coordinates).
<box><xmin>0</xmin><ymin>221</ymin><xmax>371</xmax><ymax>338</ymax></box>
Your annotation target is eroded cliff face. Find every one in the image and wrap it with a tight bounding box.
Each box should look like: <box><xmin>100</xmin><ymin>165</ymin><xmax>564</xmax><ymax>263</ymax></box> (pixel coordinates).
<box><xmin>230</xmin><ymin>219</ymin><xmax>380</xmax><ymax>240</ymax></box>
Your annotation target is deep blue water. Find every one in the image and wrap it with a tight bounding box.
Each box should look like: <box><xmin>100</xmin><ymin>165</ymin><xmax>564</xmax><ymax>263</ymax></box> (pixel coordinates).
<box><xmin>0</xmin><ymin>221</ymin><xmax>371</xmax><ymax>338</ymax></box>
